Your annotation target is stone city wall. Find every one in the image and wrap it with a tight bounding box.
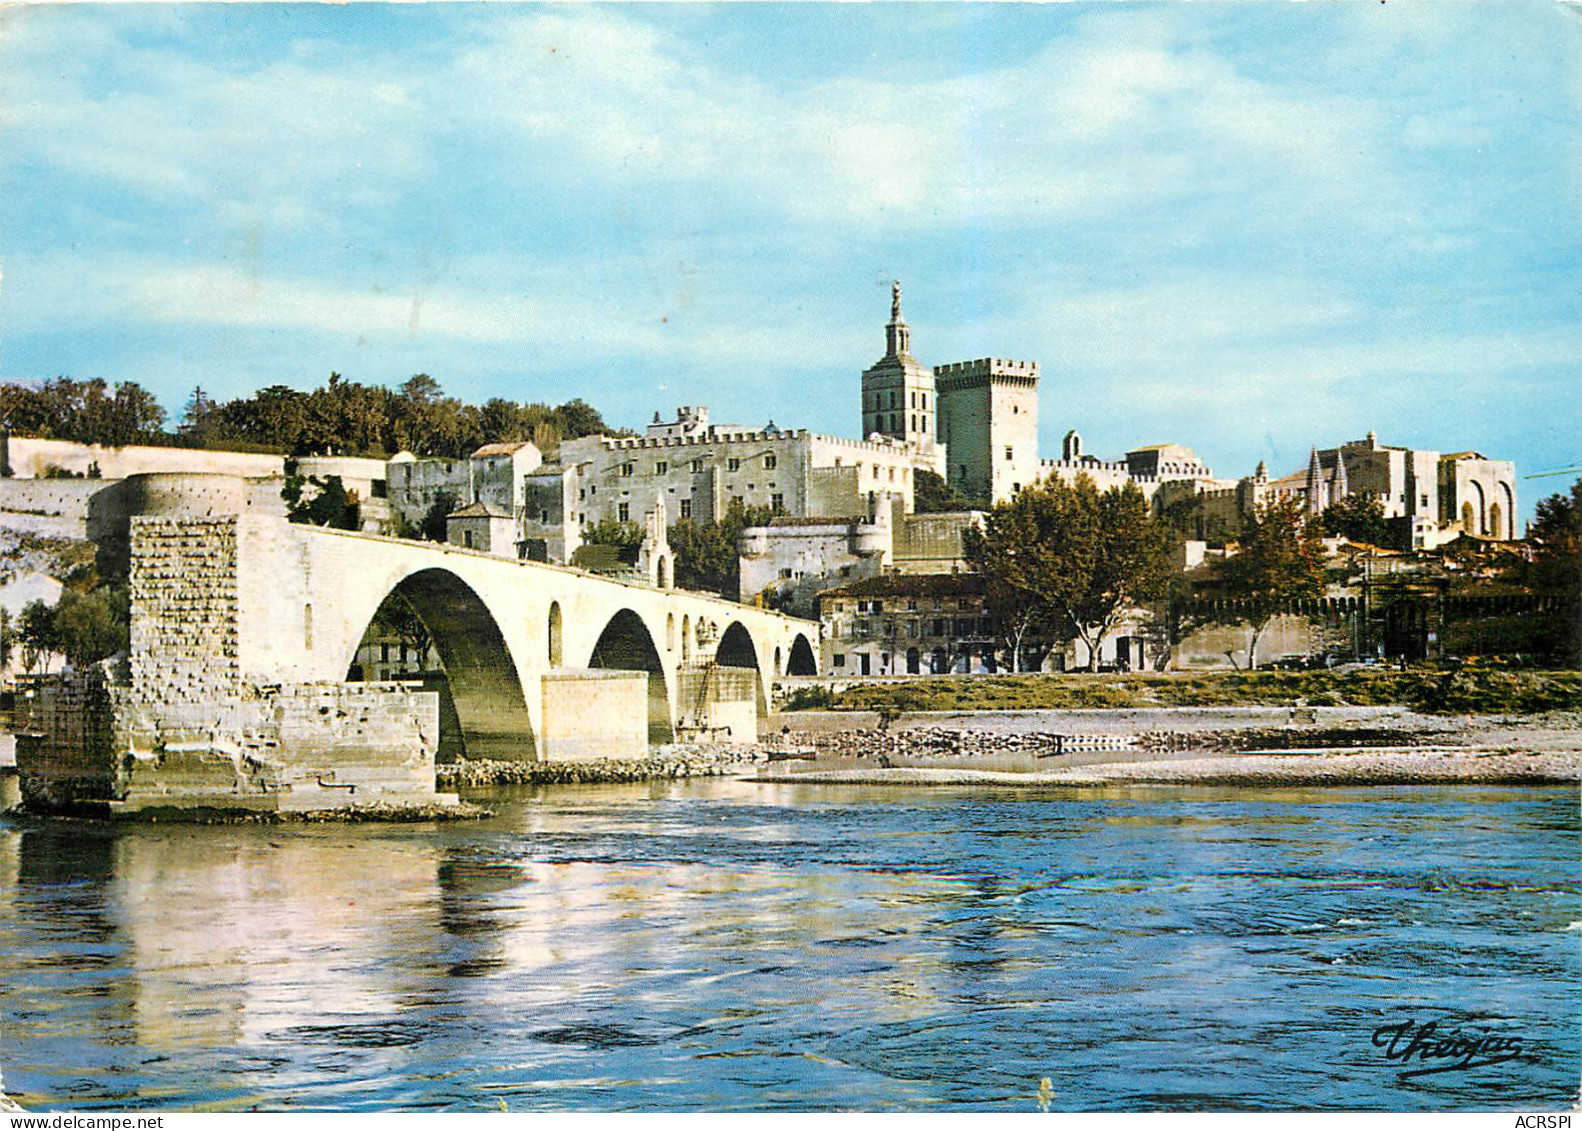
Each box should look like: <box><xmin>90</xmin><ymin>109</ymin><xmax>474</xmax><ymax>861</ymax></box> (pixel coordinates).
<box><xmin>2</xmin><ymin>436</ymin><xmax>283</xmax><ymax>480</ymax></box>
<box><xmin>0</xmin><ymin>479</ymin><xmax>106</xmax><ymax>539</ymax></box>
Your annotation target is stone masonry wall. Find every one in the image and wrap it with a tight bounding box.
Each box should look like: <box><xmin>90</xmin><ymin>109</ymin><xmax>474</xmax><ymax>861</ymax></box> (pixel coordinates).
<box><xmin>13</xmin><ymin>669</ymin><xmax>119</xmax><ymax>809</ymax></box>
<box><xmin>128</xmin><ymin>515</ymin><xmax>242</xmax><ymax>707</ymax></box>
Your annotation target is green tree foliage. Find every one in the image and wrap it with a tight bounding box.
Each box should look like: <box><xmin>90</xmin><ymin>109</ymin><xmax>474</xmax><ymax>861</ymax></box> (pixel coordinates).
<box><xmin>0</xmin><ymin>373</ymin><xmax>626</xmax><ymax>461</ymax></box>
<box><xmin>1214</xmin><ymin>495</ymin><xmax>1328</xmax><ymax>669</ymax></box>
<box><xmin>0</xmin><ymin>377</ymin><xmax>166</xmax><ymax>446</ymax></box>
<box><xmin>573</xmin><ymin>519</ymin><xmax>646</xmax><ymax>572</ymax></box>
<box><xmin>50</xmin><ymin>587</ymin><xmax>129</xmax><ymax>668</ymax></box>
<box><xmin>178</xmin><ymin>386</ymin><xmax>221</xmax><ymax>447</ymax></box>
<box><xmin>582</xmin><ymin>519</ymin><xmax>645</xmax><ymax>552</ymax></box>
<box><xmin>1320</xmin><ymin>493</ymin><xmax>1395</xmax><ymax>548</ymax></box>
<box><xmin>1523</xmin><ymin>478</ymin><xmax>1582</xmax><ymax>666</ymax></box>
<box><xmin>15</xmin><ymin>589</ymin><xmax>129</xmax><ymax>672</ymax></box>
<box><xmin>17</xmin><ymin>599</ymin><xmax>55</xmax><ymax>673</ymax></box>
<box><xmin>912</xmin><ymin>469</ymin><xmax>973</xmax><ymax>514</ymax></box>
<box><xmin>282</xmin><ymin>470</ymin><xmax>358</xmax><ymax>530</ymax></box>
<box><xmin>668</xmin><ymin>499</ymin><xmax>778</xmax><ymax>598</ymax></box>
<box><xmin>418</xmin><ymin>492</ymin><xmax>459</xmax><ymax>543</ymax></box>
<box><xmin>965</xmin><ymin>474</ymin><xmax>1176</xmax><ymax>671</ymax></box>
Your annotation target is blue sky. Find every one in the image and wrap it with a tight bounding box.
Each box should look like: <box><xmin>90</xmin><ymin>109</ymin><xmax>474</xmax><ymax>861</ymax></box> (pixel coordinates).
<box><xmin>2</xmin><ymin>3</ymin><xmax>1578</xmax><ymax>523</ymax></box>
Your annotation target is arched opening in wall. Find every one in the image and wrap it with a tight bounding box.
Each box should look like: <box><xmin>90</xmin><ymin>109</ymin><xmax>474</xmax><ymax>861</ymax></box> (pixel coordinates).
<box><xmin>774</xmin><ymin>646</ymin><xmax>783</xmax><ymax>677</ymax></box>
<box><xmin>667</xmin><ymin>613</ymin><xmax>676</xmax><ymax>652</ymax></box>
<box><xmin>548</xmin><ymin>601</ymin><xmax>564</xmax><ymax>667</ymax></box>
<box><xmin>930</xmin><ymin>646</ymin><xmax>948</xmax><ymax>674</ymax></box>
<box><xmin>715</xmin><ymin>621</ymin><xmax>767</xmax><ymax>716</ymax></box>
<box><xmin>1488</xmin><ymin>502</ymin><xmax>1504</xmax><ymax>542</ymax></box>
<box><xmin>588</xmin><ymin>609</ymin><xmax>673</xmax><ymax>744</ymax></box>
<box><xmin>681</xmin><ymin>615</ymin><xmax>692</xmax><ymax>661</ymax></box>
<box><xmin>657</xmin><ymin>555</ymin><xmax>671</xmax><ymax>590</ymax></box>
<box><xmin>906</xmin><ymin>647</ymin><xmax>921</xmax><ymax>675</ymax></box>
<box><xmin>1470</xmin><ymin>480</ymin><xmax>1488</xmax><ymax>535</ymax></box>
<box><xmin>345</xmin><ymin>568</ymin><xmax>535</xmax><ymax>762</ymax></box>
<box><xmin>1498</xmin><ymin>482</ymin><xmax>1515</xmax><ymax>540</ymax></box>
<box><xmin>1461</xmin><ymin>502</ymin><xmax>1475</xmax><ymax>532</ymax></box>
<box><xmin>788</xmin><ymin>634</ymin><xmax>818</xmax><ymax>676</ymax></box>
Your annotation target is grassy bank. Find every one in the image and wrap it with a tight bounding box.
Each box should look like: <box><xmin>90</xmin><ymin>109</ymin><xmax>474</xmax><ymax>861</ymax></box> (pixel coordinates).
<box><xmin>784</xmin><ymin>668</ymin><xmax>1582</xmax><ymax>716</ymax></box>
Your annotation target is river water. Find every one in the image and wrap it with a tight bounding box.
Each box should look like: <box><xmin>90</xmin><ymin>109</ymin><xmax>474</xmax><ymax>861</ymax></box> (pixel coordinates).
<box><xmin>0</xmin><ymin>778</ymin><xmax>1576</xmax><ymax>1112</ymax></box>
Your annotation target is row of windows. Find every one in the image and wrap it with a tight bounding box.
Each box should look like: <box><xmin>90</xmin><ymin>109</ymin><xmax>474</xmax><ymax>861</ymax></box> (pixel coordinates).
<box><xmin>840</xmin><ymin>617</ymin><xmax>994</xmax><ymax>640</ymax></box>
<box><xmin>619</xmin><ymin>455</ymin><xmax>776</xmax><ymax>477</ymax></box>
<box><xmin>842</xmin><ymin>597</ymin><xmax>978</xmax><ymax>613</ymax></box>
<box><xmin>869</xmin><ymin>412</ymin><xmax>930</xmax><ymax>436</ymax></box>
<box><xmin>867</xmin><ymin>390</ymin><xmax>930</xmax><ymax>411</ymax></box>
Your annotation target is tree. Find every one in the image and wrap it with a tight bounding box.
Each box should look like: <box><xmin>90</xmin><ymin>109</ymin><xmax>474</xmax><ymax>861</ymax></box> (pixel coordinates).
<box><xmin>554</xmin><ymin>398</ymin><xmax>610</xmax><ymax>439</ymax></box>
<box><xmin>50</xmin><ymin>587</ymin><xmax>128</xmax><ymax>668</ymax></box>
<box><xmin>1523</xmin><ymin>478</ymin><xmax>1582</xmax><ymax>666</ymax></box>
<box><xmin>668</xmin><ymin>499</ymin><xmax>777</xmax><ymax>598</ymax></box>
<box><xmin>17</xmin><ymin>599</ymin><xmax>56</xmax><ymax>674</ymax></box>
<box><xmin>582</xmin><ymin>519</ymin><xmax>645</xmax><ymax>553</ymax></box>
<box><xmin>913</xmin><ymin>469</ymin><xmax>973</xmax><ymax>514</ymax></box>
<box><xmin>963</xmin><ymin>489</ymin><xmax>1059</xmax><ymax>672</ymax></box>
<box><xmin>1214</xmin><ymin>496</ymin><xmax>1328</xmax><ymax>669</ymax></box>
<box><xmin>367</xmin><ymin>593</ymin><xmax>434</xmax><ymax>672</ymax></box>
<box><xmin>419</xmin><ymin>492</ymin><xmax>458</xmax><ymax>543</ymax></box>
<box><xmin>108</xmin><ymin>382</ymin><xmax>167</xmax><ymax>444</ymax></box>
<box><xmin>1320</xmin><ymin>493</ymin><xmax>1394</xmax><ymax>548</ymax></box>
<box><xmin>282</xmin><ymin>469</ymin><xmax>358</xmax><ymax>530</ymax></box>
<box><xmin>965</xmin><ymin>475</ymin><xmax>1175</xmax><ymax>671</ymax></box>
<box><xmin>180</xmin><ymin>386</ymin><xmax>221</xmax><ymax>447</ymax></box>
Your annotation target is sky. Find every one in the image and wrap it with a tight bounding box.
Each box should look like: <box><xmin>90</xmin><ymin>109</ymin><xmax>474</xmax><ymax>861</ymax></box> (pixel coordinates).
<box><xmin>1</xmin><ymin>2</ymin><xmax>1578</xmax><ymax>524</ymax></box>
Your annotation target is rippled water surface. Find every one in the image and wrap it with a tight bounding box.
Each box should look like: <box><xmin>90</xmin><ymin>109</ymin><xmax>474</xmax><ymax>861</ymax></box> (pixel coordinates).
<box><xmin>0</xmin><ymin>780</ymin><xmax>1577</xmax><ymax>1111</ymax></box>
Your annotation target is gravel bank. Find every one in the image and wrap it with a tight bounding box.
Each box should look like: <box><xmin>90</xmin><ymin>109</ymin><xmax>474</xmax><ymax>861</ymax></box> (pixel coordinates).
<box><xmin>439</xmin><ymin>743</ymin><xmax>766</xmax><ymax>787</ymax></box>
<box><xmin>756</xmin><ymin>748</ymin><xmax>1581</xmax><ymax>787</ymax></box>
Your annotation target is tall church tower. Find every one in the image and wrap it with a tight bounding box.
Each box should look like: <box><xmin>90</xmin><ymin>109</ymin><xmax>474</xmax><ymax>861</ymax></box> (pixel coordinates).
<box><xmin>860</xmin><ymin>282</ymin><xmax>937</xmax><ymax>449</ymax></box>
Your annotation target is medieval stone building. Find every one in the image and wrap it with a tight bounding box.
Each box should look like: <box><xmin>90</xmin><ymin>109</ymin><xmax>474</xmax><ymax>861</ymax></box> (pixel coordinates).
<box><xmin>1174</xmin><ymin>432</ymin><xmax>1519</xmax><ymax>549</ymax></box>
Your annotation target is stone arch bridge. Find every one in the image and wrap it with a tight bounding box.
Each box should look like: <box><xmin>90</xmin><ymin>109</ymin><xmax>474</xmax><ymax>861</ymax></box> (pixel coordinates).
<box><xmin>127</xmin><ymin>504</ymin><xmax>819</xmax><ymax>766</ymax></box>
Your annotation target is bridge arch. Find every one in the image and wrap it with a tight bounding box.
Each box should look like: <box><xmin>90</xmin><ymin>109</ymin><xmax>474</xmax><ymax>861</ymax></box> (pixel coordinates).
<box><xmin>348</xmin><ymin>567</ymin><xmax>535</xmax><ymax>761</ymax></box>
<box><xmin>787</xmin><ymin>633</ymin><xmax>818</xmax><ymax>676</ymax></box>
<box><xmin>587</xmin><ymin>608</ymin><xmax>674</xmax><ymax>744</ymax></box>
<box><xmin>715</xmin><ymin>620</ymin><xmax>768</xmax><ymax>715</ymax></box>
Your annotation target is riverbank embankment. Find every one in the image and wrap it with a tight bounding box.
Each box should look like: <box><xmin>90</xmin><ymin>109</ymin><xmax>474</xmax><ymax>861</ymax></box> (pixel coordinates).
<box><xmin>754</xmin><ymin>707</ymin><xmax>1582</xmax><ymax>787</ymax></box>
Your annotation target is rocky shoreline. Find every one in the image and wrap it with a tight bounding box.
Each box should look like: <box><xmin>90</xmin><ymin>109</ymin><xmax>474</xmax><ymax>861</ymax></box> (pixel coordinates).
<box><xmin>439</xmin><ymin>743</ymin><xmax>767</xmax><ymax>787</ymax></box>
<box><xmin>756</xmin><ymin>748</ymin><xmax>1582</xmax><ymax>787</ymax></box>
